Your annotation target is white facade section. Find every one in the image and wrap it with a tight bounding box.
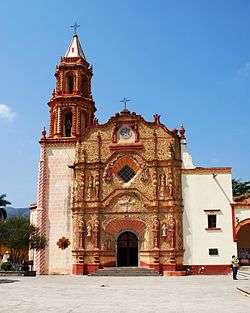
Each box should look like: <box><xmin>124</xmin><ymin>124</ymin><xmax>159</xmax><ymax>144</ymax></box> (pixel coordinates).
<box><xmin>182</xmin><ymin>172</ymin><xmax>237</xmax><ymax>265</ymax></box>
<box><xmin>45</xmin><ymin>145</ymin><xmax>75</xmax><ymax>274</ymax></box>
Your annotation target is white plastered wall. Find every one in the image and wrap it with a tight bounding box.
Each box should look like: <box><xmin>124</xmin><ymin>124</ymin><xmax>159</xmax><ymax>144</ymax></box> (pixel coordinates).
<box><xmin>46</xmin><ymin>145</ymin><xmax>75</xmax><ymax>274</ymax></box>
<box><xmin>182</xmin><ymin>173</ymin><xmax>237</xmax><ymax>265</ymax></box>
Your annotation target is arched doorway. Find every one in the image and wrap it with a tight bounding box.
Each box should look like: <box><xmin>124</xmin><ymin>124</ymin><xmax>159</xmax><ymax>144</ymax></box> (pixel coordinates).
<box><xmin>237</xmin><ymin>222</ymin><xmax>250</xmax><ymax>265</ymax></box>
<box><xmin>117</xmin><ymin>231</ymin><xmax>138</xmax><ymax>267</ymax></box>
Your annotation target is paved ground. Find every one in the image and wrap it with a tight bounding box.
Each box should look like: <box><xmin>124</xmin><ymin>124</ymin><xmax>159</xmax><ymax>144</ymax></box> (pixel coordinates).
<box><xmin>0</xmin><ymin>272</ymin><xmax>249</xmax><ymax>313</ymax></box>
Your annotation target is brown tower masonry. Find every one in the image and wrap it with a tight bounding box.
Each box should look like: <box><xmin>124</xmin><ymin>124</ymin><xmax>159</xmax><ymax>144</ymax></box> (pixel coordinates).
<box><xmin>48</xmin><ymin>34</ymin><xmax>96</xmax><ymax>139</ymax></box>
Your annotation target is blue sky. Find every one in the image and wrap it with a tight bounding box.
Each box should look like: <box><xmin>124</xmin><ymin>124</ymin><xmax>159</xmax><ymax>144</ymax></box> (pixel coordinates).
<box><xmin>0</xmin><ymin>1</ymin><xmax>250</xmax><ymax>207</ymax></box>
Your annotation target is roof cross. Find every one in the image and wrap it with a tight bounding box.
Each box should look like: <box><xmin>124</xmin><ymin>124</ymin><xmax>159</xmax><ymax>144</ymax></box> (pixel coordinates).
<box><xmin>120</xmin><ymin>97</ymin><xmax>131</xmax><ymax>110</ymax></box>
<box><xmin>70</xmin><ymin>22</ymin><xmax>80</xmax><ymax>35</ymax></box>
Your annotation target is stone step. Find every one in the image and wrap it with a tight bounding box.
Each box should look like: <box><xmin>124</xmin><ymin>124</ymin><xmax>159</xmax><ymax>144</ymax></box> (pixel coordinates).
<box><xmin>90</xmin><ymin>267</ymin><xmax>159</xmax><ymax>276</ymax></box>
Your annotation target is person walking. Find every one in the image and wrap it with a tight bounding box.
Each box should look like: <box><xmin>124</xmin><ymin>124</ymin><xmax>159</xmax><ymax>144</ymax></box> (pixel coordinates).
<box><xmin>231</xmin><ymin>255</ymin><xmax>239</xmax><ymax>280</ymax></box>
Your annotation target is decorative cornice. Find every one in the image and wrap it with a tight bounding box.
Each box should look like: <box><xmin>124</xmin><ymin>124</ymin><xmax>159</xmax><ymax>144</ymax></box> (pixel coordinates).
<box><xmin>182</xmin><ymin>167</ymin><xmax>232</xmax><ymax>175</ymax></box>
<box><xmin>109</xmin><ymin>143</ymin><xmax>144</xmax><ymax>152</ymax></box>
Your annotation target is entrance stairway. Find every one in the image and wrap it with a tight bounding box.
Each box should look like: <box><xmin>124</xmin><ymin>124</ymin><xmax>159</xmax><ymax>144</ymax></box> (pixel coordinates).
<box><xmin>90</xmin><ymin>267</ymin><xmax>159</xmax><ymax>277</ymax></box>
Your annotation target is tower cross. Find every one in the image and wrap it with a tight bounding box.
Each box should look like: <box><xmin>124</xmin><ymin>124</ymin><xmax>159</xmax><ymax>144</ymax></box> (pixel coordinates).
<box><xmin>120</xmin><ymin>97</ymin><xmax>131</xmax><ymax>110</ymax></box>
<box><xmin>70</xmin><ymin>22</ymin><xmax>80</xmax><ymax>35</ymax></box>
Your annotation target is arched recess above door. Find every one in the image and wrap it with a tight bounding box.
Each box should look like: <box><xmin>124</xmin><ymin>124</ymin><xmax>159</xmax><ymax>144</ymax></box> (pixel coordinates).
<box><xmin>104</xmin><ymin>218</ymin><xmax>146</xmax><ymax>237</ymax></box>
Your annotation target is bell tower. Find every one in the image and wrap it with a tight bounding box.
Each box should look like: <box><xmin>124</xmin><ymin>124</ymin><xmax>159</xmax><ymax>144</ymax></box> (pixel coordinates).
<box><xmin>48</xmin><ymin>34</ymin><xmax>96</xmax><ymax>139</ymax></box>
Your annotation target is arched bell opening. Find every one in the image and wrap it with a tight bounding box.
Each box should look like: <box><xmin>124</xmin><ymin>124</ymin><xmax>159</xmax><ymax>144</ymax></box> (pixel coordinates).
<box><xmin>65</xmin><ymin>73</ymin><xmax>75</xmax><ymax>94</ymax></box>
<box><xmin>64</xmin><ymin>111</ymin><xmax>72</xmax><ymax>137</ymax></box>
<box><xmin>116</xmin><ymin>231</ymin><xmax>139</xmax><ymax>267</ymax></box>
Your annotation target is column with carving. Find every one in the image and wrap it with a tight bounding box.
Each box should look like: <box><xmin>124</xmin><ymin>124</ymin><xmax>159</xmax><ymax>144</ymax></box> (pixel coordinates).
<box><xmin>49</xmin><ymin>109</ymin><xmax>54</xmax><ymax>137</ymax></box>
<box><xmin>57</xmin><ymin>106</ymin><xmax>62</xmax><ymax>137</ymax></box>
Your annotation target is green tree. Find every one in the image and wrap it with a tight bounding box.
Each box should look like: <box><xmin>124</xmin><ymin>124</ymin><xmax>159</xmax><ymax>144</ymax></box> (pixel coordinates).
<box><xmin>0</xmin><ymin>216</ymin><xmax>46</xmax><ymax>264</ymax></box>
<box><xmin>0</xmin><ymin>194</ymin><xmax>11</xmax><ymax>220</ymax></box>
<box><xmin>232</xmin><ymin>178</ymin><xmax>250</xmax><ymax>197</ymax></box>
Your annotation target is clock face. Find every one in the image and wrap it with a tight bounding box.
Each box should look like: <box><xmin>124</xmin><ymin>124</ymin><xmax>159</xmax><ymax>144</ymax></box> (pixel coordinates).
<box><xmin>119</xmin><ymin>127</ymin><xmax>132</xmax><ymax>139</ymax></box>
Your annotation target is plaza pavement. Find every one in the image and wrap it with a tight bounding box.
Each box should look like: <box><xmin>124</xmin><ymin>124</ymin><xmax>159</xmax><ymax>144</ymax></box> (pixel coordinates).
<box><xmin>0</xmin><ymin>272</ymin><xmax>249</xmax><ymax>313</ymax></box>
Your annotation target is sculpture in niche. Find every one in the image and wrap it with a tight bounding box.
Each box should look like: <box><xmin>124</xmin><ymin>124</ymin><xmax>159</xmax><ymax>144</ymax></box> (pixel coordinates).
<box><xmin>161</xmin><ymin>223</ymin><xmax>167</xmax><ymax>237</ymax></box>
<box><xmin>94</xmin><ymin>174</ymin><xmax>99</xmax><ymax>199</ymax></box>
<box><xmin>86</xmin><ymin>223</ymin><xmax>92</xmax><ymax>237</ymax></box>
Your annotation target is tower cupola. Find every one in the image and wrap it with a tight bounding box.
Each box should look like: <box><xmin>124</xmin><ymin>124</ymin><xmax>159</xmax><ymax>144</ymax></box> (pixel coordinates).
<box><xmin>48</xmin><ymin>33</ymin><xmax>96</xmax><ymax>139</ymax></box>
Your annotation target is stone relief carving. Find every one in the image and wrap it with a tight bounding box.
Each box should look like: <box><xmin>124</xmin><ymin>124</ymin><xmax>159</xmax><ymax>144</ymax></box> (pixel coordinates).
<box><xmin>152</xmin><ymin>217</ymin><xmax>160</xmax><ymax>249</ymax></box>
<box><xmin>118</xmin><ymin>196</ymin><xmax>136</xmax><ymax>213</ymax></box>
<box><xmin>92</xmin><ymin>219</ymin><xmax>99</xmax><ymax>249</ymax></box>
<box><xmin>140</xmin><ymin>167</ymin><xmax>150</xmax><ymax>183</ymax></box>
<box><xmin>168</xmin><ymin>215</ymin><xmax>176</xmax><ymax>249</ymax></box>
<box><xmin>86</xmin><ymin>175</ymin><xmax>94</xmax><ymax>199</ymax></box>
<box><xmin>86</xmin><ymin>174</ymin><xmax>99</xmax><ymax>200</ymax></box>
<box><xmin>159</xmin><ymin>173</ymin><xmax>166</xmax><ymax>200</ymax></box>
<box><xmin>103</xmin><ymin>164</ymin><xmax>113</xmax><ymax>183</ymax></box>
<box><xmin>166</xmin><ymin>168</ymin><xmax>174</xmax><ymax>198</ymax></box>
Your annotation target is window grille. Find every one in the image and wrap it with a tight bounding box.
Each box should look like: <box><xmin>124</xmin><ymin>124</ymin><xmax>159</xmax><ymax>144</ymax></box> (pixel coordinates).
<box><xmin>117</xmin><ymin>165</ymin><xmax>136</xmax><ymax>183</ymax></box>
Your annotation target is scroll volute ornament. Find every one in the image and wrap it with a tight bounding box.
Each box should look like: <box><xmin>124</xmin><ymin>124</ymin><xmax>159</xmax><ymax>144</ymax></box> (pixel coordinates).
<box><xmin>57</xmin><ymin>237</ymin><xmax>70</xmax><ymax>250</ymax></box>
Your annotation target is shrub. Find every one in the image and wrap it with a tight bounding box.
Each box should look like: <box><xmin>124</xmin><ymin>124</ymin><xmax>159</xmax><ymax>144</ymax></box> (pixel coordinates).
<box><xmin>1</xmin><ymin>261</ymin><xmax>12</xmax><ymax>271</ymax></box>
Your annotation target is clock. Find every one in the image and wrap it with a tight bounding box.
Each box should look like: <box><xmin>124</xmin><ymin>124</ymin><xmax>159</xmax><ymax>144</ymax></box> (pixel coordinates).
<box><xmin>119</xmin><ymin>127</ymin><xmax>132</xmax><ymax>139</ymax></box>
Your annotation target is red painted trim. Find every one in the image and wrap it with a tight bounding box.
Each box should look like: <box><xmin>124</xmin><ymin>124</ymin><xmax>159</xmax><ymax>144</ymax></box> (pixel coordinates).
<box><xmin>163</xmin><ymin>271</ymin><xmax>186</xmax><ymax>276</ymax></box>
<box><xmin>140</xmin><ymin>261</ymin><xmax>160</xmax><ymax>273</ymax></box>
<box><xmin>231</xmin><ymin>203</ymin><xmax>236</xmax><ymax>241</ymax></box>
<box><xmin>72</xmin><ymin>263</ymin><xmax>84</xmax><ymax>275</ymax></box>
<box><xmin>185</xmin><ymin>265</ymin><xmax>231</xmax><ymax>275</ymax></box>
<box><xmin>72</xmin><ymin>263</ymin><xmax>100</xmax><ymax>275</ymax></box>
<box><xmin>233</xmin><ymin>203</ymin><xmax>250</xmax><ymax>209</ymax></box>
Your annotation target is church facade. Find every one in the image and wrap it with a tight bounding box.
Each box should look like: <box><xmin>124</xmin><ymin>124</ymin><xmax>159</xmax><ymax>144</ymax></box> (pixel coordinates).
<box><xmin>30</xmin><ymin>34</ymin><xmax>238</xmax><ymax>275</ymax></box>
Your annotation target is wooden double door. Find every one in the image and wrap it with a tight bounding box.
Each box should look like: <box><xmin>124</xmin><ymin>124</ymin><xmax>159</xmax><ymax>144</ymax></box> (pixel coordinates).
<box><xmin>117</xmin><ymin>232</ymin><xmax>138</xmax><ymax>267</ymax></box>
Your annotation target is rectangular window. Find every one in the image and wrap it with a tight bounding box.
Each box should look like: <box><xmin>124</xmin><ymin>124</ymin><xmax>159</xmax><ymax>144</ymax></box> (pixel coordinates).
<box><xmin>208</xmin><ymin>214</ymin><xmax>217</xmax><ymax>228</ymax></box>
<box><xmin>209</xmin><ymin>248</ymin><xmax>219</xmax><ymax>256</ymax></box>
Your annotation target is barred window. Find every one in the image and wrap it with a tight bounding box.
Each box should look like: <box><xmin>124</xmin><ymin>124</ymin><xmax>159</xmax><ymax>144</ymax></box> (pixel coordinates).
<box><xmin>117</xmin><ymin>165</ymin><xmax>136</xmax><ymax>183</ymax></box>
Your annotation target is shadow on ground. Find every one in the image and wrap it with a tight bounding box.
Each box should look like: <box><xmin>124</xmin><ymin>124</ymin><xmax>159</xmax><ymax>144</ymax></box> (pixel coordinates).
<box><xmin>0</xmin><ymin>279</ymin><xmax>19</xmax><ymax>284</ymax></box>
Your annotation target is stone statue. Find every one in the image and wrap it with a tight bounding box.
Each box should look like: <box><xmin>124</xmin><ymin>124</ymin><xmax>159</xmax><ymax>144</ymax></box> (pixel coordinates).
<box><xmin>86</xmin><ymin>223</ymin><xmax>92</xmax><ymax>237</ymax></box>
<box><xmin>161</xmin><ymin>223</ymin><xmax>167</xmax><ymax>237</ymax></box>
